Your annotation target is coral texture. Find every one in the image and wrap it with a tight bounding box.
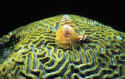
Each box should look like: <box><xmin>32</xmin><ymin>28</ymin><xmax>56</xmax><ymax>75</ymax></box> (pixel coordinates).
<box><xmin>0</xmin><ymin>14</ymin><xmax>125</xmax><ymax>79</ymax></box>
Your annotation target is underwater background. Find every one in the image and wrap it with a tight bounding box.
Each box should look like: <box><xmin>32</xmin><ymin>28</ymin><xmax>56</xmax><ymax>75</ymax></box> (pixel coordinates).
<box><xmin>0</xmin><ymin>1</ymin><xmax>125</xmax><ymax>79</ymax></box>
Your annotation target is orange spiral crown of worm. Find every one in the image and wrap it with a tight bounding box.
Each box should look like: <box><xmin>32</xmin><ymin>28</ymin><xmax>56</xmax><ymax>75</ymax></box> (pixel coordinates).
<box><xmin>56</xmin><ymin>16</ymin><xmax>87</xmax><ymax>49</ymax></box>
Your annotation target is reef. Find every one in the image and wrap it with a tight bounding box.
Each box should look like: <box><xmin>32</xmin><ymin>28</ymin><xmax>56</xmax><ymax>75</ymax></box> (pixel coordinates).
<box><xmin>0</xmin><ymin>14</ymin><xmax>125</xmax><ymax>79</ymax></box>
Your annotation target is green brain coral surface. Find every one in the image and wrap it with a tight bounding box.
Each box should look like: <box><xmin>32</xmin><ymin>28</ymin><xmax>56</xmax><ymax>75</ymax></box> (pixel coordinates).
<box><xmin>0</xmin><ymin>14</ymin><xmax>125</xmax><ymax>79</ymax></box>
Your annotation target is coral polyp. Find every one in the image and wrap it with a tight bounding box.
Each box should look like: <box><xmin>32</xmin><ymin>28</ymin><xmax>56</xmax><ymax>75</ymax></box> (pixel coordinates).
<box><xmin>0</xmin><ymin>14</ymin><xmax>125</xmax><ymax>79</ymax></box>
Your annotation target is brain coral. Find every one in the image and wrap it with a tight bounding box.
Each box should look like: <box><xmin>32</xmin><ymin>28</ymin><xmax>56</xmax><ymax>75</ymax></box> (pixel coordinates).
<box><xmin>0</xmin><ymin>14</ymin><xmax>125</xmax><ymax>79</ymax></box>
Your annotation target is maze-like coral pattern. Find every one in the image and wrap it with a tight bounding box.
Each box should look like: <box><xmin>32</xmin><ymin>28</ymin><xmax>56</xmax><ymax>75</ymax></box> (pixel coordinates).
<box><xmin>0</xmin><ymin>14</ymin><xmax>125</xmax><ymax>79</ymax></box>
